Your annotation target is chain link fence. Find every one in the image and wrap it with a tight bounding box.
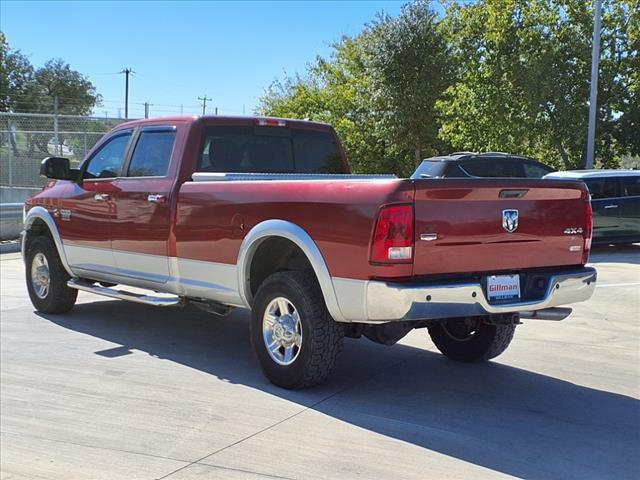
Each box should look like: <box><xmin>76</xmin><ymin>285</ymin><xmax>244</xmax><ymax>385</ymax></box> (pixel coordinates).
<box><xmin>1</xmin><ymin>112</ymin><xmax>129</xmax><ymax>188</ymax></box>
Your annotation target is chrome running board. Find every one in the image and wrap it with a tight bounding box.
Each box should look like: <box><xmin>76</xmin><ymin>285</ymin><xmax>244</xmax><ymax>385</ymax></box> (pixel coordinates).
<box><xmin>67</xmin><ymin>279</ymin><xmax>181</xmax><ymax>307</ymax></box>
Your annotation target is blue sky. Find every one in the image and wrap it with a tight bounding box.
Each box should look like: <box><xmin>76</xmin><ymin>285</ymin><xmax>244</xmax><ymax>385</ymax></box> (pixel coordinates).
<box><xmin>1</xmin><ymin>0</ymin><xmax>409</xmax><ymax>118</ymax></box>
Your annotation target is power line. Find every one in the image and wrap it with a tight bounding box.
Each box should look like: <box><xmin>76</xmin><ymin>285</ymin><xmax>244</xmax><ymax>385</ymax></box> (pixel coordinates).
<box><xmin>4</xmin><ymin>93</ymin><xmax>243</xmax><ymax>112</ymax></box>
<box><xmin>5</xmin><ymin>93</ymin><xmax>247</xmax><ymax>117</ymax></box>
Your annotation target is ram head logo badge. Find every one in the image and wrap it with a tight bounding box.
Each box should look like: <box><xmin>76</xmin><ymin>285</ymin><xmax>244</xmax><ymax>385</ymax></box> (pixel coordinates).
<box><xmin>502</xmin><ymin>209</ymin><xmax>519</xmax><ymax>233</ymax></box>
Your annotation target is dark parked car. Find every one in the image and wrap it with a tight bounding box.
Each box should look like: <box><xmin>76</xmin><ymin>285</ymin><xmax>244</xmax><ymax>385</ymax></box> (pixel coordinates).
<box><xmin>411</xmin><ymin>152</ymin><xmax>555</xmax><ymax>179</ymax></box>
<box><xmin>545</xmin><ymin>170</ymin><xmax>640</xmax><ymax>245</ymax></box>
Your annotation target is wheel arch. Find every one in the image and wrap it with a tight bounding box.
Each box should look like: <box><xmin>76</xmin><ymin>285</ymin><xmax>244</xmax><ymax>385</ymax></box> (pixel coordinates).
<box><xmin>22</xmin><ymin>206</ymin><xmax>74</xmax><ymax>277</ymax></box>
<box><xmin>237</xmin><ymin>219</ymin><xmax>347</xmax><ymax>323</ymax></box>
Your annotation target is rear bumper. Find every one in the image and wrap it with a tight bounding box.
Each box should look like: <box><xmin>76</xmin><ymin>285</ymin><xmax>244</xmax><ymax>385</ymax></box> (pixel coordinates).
<box><xmin>333</xmin><ymin>267</ymin><xmax>596</xmax><ymax>323</ymax></box>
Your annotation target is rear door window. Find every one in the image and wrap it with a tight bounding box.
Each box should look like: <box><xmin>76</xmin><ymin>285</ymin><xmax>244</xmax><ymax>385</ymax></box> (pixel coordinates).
<box><xmin>127</xmin><ymin>130</ymin><xmax>176</xmax><ymax>177</ymax></box>
<box><xmin>621</xmin><ymin>176</ymin><xmax>640</xmax><ymax>197</ymax></box>
<box><xmin>198</xmin><ymin>126</ymin><xmax>345</xmax><ymax>174</ymax></box>
<box><xmin>584</xmin><ymin>178</ymin><xmax>620</xmax><ymax>199</ymax></box>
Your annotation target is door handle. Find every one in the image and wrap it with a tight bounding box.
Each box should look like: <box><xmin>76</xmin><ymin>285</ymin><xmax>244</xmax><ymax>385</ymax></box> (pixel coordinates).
<box><xmin>147</xmin><ymin>194</ymin><xmax>167</xmax><ymax>204</ymax></box>
<box><xmin>94</xmin><ymin>193</ymin><xmax>111</xmax><ymax>202</ymax></box>
<box><xmin>604</xmin><ymin>204</ymin><xmax>619</xmax><ymax>209</ymax></box>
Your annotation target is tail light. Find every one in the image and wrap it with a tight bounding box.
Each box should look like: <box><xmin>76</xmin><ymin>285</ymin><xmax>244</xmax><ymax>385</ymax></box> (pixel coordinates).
<box><xmin>370</xmin><ymin>204</ymin><xmax>414</xmax><ymax>263</ymax></box>
<box><xmin>583</xmin><ymin>190</ymin><xmax>593</xmax><ymax>264</ymax></box>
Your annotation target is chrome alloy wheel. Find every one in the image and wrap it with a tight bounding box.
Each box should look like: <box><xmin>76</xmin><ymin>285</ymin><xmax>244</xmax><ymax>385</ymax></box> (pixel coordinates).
<box><xmin>262</xmin><ymin>297</ymin><xmax>303</xmax><ymax>366</ymax></box>
<box><xmin>31</xmin><ymin>252</ymin><xmax>50</xmax><ymax>299</ymax></box>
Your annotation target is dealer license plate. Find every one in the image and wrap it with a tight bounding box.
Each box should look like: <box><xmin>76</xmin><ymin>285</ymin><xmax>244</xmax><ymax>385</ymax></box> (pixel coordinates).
<box><xmin>487</xmin><ymin>275</ymin><xmax>521</xmax><ymax>302</ymax></box>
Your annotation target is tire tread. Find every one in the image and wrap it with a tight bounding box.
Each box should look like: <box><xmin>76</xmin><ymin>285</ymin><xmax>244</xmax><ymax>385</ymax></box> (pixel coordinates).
<box><xmin>26</xmin><ymin>235</ymin><xmax>77</xmax><ymax>314</ymax></box>
<box><xmin>251</xmin><ymin>271</ymin><xmax>343</xmax><ymax>389</ymax></box>
<box><xmin>428</xmin><ymin>318</ymin><xmax>516</xmax><ymax>363</ymax></box>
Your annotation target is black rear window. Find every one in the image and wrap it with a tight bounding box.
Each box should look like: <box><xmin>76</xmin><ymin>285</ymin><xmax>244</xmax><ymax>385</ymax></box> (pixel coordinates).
<box><xmin>460</xmin><ymin>159</ymin><xmax>525</xmax><ymax>177</ymax></box>
<box><xmin>198</xmin><ymin>126</ymin><xmax>345</xmax><ymax>174</ymax></box>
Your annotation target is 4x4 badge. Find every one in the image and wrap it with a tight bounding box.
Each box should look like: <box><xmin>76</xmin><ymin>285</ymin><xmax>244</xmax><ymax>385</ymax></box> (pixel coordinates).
<box><xmin>502</xmin><ymin>209</ymin><xmax>519</xmax><ymax>233</ymax></box>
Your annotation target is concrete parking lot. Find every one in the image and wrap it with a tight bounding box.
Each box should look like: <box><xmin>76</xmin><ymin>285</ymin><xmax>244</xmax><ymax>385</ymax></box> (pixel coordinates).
<box><xmin>1</xmin><ymin>245</ymin><xmax>639</xmax><ymax>480</ymax></box>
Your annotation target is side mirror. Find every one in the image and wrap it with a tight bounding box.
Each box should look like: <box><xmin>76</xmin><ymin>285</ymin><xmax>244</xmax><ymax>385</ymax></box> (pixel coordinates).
<box><xmin>40</xmin><ymin>157</ymin><xmax>71</xmax><ymax>180</ymax></box>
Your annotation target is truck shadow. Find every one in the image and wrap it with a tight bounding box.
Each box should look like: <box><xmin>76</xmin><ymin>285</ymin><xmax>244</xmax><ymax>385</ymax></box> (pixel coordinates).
<box><xmin>39</xmin><ymin>302</ymin><xmax>639</xmax><ymax>480</ymax></box>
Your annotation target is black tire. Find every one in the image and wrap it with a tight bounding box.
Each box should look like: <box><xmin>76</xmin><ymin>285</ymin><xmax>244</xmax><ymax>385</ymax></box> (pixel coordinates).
<box><xmin>428</xmin><ymin>316</ymin><xmax>516</xmax><ymax>363</ymax></box>
<box><xmin>25</xmin><ymin>235</ymin><xmax>77</xmax><ymax>314</ymax></box>
<box><xmin>250</xmin><ymin>271</ymin><xmax>344</xmax><ymax>389</ymax></box>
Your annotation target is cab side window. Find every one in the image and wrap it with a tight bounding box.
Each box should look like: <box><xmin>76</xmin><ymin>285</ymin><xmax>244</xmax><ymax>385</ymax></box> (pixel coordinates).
<box><xmin>127</xmin><ymin>131</ymin><xmax>176</xmax><ymax>177</ymax></box>
<box><xmin>84</xmin><ymin>133</ymin><xmax>132</xmax><ymax>179</ymax></box>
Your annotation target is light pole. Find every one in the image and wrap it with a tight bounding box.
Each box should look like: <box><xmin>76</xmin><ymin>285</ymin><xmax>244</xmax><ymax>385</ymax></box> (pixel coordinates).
<box><xmin>585</xmin><ymin>0</ymin><xmax>602</xmax><ymax>169</ymax></box>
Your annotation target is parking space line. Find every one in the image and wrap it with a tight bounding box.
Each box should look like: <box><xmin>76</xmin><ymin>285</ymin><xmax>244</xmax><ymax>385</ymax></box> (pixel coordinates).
<box><xmin>596</xmin><ymin>282</ymin><xmax>640</xmax><ymax>288</ymax></box>
<box><xmin>157</xmin><ymin>353</ymin><xmax>419</xmax><ymax>480</ymax></box>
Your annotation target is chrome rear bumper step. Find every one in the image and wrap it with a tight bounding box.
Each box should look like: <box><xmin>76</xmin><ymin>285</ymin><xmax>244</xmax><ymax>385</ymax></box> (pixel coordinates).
<box><xmin>67</xmin><ymin>279</ymin><xmax>181</xmax><ymax>307</ymax></box>
<box><xmin>362</xmin><ymin>267</ymin><xmax>596</xmax><ymax>322</ymax></box>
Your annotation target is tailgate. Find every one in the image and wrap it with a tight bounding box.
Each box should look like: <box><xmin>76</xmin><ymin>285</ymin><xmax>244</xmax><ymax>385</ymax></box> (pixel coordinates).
<box><xmin>413</xmin><ymin>179</ymin><xmax>589</xmax><ymax>276</ymax></box>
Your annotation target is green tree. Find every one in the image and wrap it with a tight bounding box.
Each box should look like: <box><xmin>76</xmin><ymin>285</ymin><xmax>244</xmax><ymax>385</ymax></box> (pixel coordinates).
<box><xmin>437</xmin><ymin>0</ymin><xmax>639</xmax><ymax>169</ymax></box>
<box><xmin>258</xmin><ymin>2</ymin><xmax>452</xmax><ymax>176</ymax></box>
<box><xmin>0</xmin><ymin>32</ymin><xmax>35</xmax><ymax>113</ymax></box>
<box><xmin>34</xmin><ymin>59</ymin><xmax>101</xmax><ymax>115</ymax></box>
<box><xmin>366</xmin><ymin>1</ymin><xmax>454</xmax><ymax>166</ymax></box>
<box><xmin>0</xmin><ymin>32</ymin><xmax>36</xmax><ymax>155</ymax></box>
<box><xmin>598</xmin><ymin>0</ymin><xmax>640</xmax><ymax>163</ymax></box>
<box><xmin>1</xmin><ymin>34</ymin><xmax>103</xmax><ymax>156</ymax></box>
<box><xmin>1</xmin><ymin>34</ymin><xmax>101</xmax><ymax>115</ymax></box>
<box><xmin>258</xmin><ymin>34</ymin><xmax>399</xmax><ymax>174</ymax></box>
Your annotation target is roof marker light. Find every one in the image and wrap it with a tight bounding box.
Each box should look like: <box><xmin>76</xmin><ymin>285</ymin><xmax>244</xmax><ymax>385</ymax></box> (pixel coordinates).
<box><xmin>256</xmin><ymin>118</ymin><xmax>286</xmax><ymax>127</ymax></box>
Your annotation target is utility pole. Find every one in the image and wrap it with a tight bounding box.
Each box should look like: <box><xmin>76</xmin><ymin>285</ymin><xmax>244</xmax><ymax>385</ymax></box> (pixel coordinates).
<box><xmin>144</xmin><ymin>102</ymin><xmax>150</xmax><ymax>119</ymax></box>
<box><xmin>215</xmin><ymin>106</ymin><xmax>218</xmax><ymax>116</ymax></box>
<box><xmin>198</xmin><ymin>95</ymin><xmax>212</xmax><ymax>115</ymax></box>
<box><xmin>120</xmin><ymin>68</ymin><xmax>133</xmax><ymax>119</ymax></box>
<box><xmin>180</xmin><ymin>104</ymin><xmax>184</xmax><ymax>115</ymax></box>
<box><xmin>585</xmin><ymin>0</ymin><xmax>602</xmax><ymax>169</ymax></box>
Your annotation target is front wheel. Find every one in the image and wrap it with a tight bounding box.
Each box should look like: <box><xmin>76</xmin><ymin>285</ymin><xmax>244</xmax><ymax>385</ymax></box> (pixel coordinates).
<box><xmin>428</xmin><ymin>315</ymin><xmax>516</xmax><ymax>363</ymax></box>
<box><xmin>25</xmin><ymin>235</ymin><xmax>77</xmax><ymax>314</ymax></box>
<box><xmin>250</xmin><ymin>271</ymin><xmax>344</xmax><ymax>389</ymax></box>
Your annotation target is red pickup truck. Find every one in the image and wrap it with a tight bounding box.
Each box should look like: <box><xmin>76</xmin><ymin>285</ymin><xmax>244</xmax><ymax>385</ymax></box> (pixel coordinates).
<box><xmin>23</xmin><ymin>116</ymin><xmax>597</xmax><ymax>388</ymax></box>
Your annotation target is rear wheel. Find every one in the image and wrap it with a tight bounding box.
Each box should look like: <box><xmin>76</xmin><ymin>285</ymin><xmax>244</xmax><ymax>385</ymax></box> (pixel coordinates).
<box><xmin>250</xmin><ymin>271</ymin><xmax>344</xmax><ymax>389</ymax></box>
<box><xmin>25</xmin><ymin>235</ymin><xmax>77</xmax><ymax>314</ymax></box>
<box><xmin>428</xmin><ymin>315</ymin><xmax>516</xmax><ymax>362</ymax></box>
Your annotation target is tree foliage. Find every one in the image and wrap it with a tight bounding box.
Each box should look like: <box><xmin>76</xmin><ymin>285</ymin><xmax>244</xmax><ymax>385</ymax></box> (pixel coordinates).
<box><xmin>0</xmin><ymin>33</ymin><xmax>101</xmax><ymax>115</ymax></box>
<box><xmin>0</xmin><ymin>32</ymin><xmax>35</xmax><ymax>113</ymax></box>
<box><xmin>258</xmin><ymin>0</ymin><xmax>638</xmax><ymax>173</ymax></box>
<box><xmin>258</xmin><ymin>1</ymin><xmax>451</xmax><ymax>176</ymax></box>
<box><xmin>366</xmin><ymin>2</ymin><xmax>453</xmax><ymax>165</ymax></box>
<box><xmin>438</xmin><ymin>0</ymin><xmax>639</xmax><ymax>169</ymax></box>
